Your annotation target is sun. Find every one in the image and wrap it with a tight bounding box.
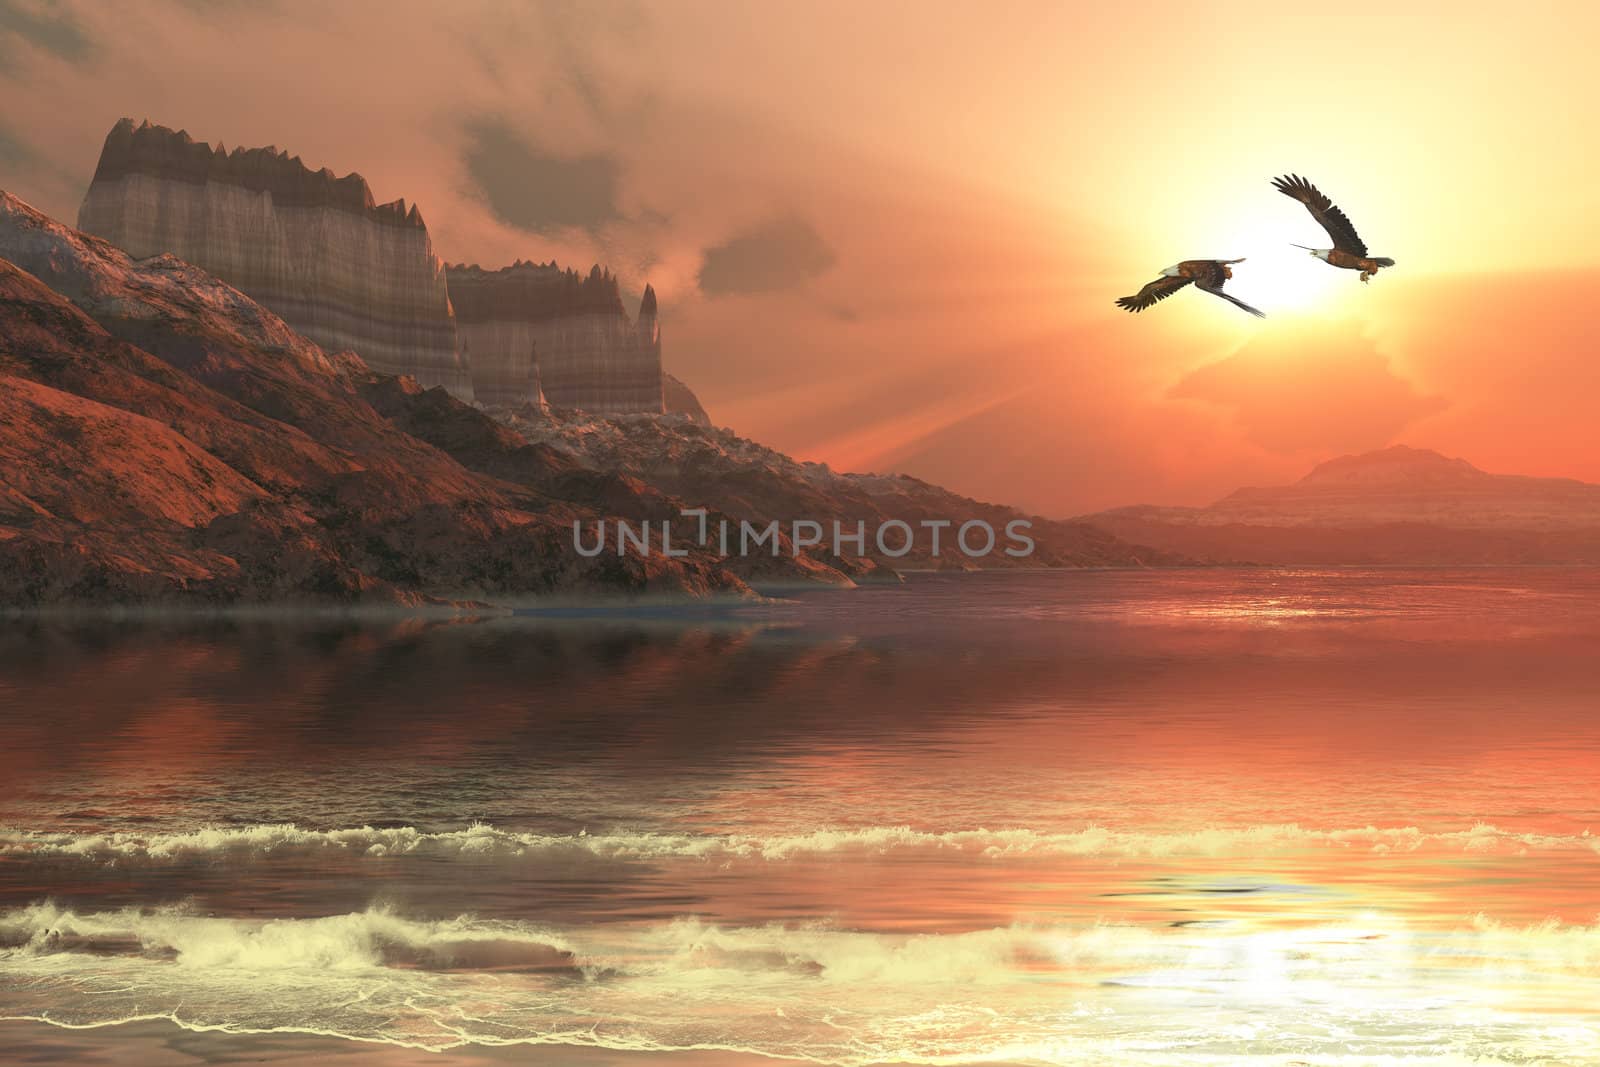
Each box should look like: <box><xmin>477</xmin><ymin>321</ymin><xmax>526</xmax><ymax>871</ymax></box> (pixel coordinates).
<box><xmin>1208</xmin><ymin>216</ymin><xmax>1350</xmax><ymax>314</ymax></box>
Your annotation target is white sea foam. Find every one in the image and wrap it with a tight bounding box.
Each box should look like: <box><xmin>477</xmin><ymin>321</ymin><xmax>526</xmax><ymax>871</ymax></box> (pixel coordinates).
<box><xmin>0</xmin><ymin>902</ymin><xmax>577</xmax><ymax>973</ymax></box>
<box><xmin>0</xmin><ymin>904</ymin><xmax>1170</xmax><ymax>982</ymax></box>
<box><xmin>5</xmin><ymin>904</ymin><xmax>1600</xmax><ymax>984</ymax></box>
<box><xmin>2</xmin><ymin>820</ymin><xmax>1594</xmax><ymax>866</ymax></box>
<box><xmin>630</xmin><ymin>916</ymin><xmax>1173</xmax><ymax>985</ymax></box>
<box><xmin>4</xmin><ymin>904</ymin><xmax>1600</xmax><ymax>1063</ymax></box>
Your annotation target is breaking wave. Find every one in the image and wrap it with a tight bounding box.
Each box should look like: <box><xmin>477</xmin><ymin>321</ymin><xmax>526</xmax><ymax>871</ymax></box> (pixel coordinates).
<box><xmin>4</xmin><ymin>904</ymin><xmax>1600</xmax><ymax>1063</ymax></box>
<box><xmin>0</xmin><ymin>902</ymin><xmax>577</xmax><ymax>973</ymax></box>
<box><xmin>0</xmin><ymin>904</ymin><xmax>1167</xmax><ymax>981</ymax></box>
<box><xmin>3</xmin><ymin>820</ymin><xmax>1595</xmax><ymax>866</ymax></box>
<box><xmin>10</xmin><ymin>905</ymin><xmax>1595</xmax><ymax>984</ymax></box>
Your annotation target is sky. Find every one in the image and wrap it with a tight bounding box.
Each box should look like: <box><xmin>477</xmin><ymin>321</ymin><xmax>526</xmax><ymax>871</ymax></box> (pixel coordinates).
<box><xmin>2</xmin><ymin>0</ymin><xmax>1597</xmax><ymax>516</ymax></box>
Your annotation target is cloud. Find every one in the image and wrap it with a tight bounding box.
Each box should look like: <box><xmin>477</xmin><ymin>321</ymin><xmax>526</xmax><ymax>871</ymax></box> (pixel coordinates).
<box><xmin>697</xmin><ymin>216</ymin><xmax>836</xmax><ymax>296</ymax></box>
<box><xmin>0</xmin><ymin>124</ymin><xmax>32</xmax><ymax>167</ymax></box>
<box><xmin>0</xmin><ymin>0</ymin><xmax>92</xmax><ymax>66</ymax></box>
<box><xmin>461</xmin><ymin>118</ymin><xmax>623</xmax><ymax>235</ymax></box>
<box><xmin>1170</xmin><ymin>321</ymin><xmax>1445</xmax><ymax>455</ymax></box>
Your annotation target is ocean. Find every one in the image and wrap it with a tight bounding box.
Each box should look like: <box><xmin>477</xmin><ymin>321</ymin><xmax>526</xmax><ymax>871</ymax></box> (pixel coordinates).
<box><xmin>2</xmin><ymin>568</ymin><xmax>1598</xmax><ymax>1065</ymax></box>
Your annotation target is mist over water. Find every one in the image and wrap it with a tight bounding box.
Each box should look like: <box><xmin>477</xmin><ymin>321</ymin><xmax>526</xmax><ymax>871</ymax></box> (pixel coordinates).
<box><xmin>2</xmin><ymin>569</ymin><xmax>1599</xmax><ymax>1064</ymax></box>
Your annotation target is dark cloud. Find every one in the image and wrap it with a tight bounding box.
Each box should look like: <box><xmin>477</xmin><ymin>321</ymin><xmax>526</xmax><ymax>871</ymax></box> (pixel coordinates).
<box><xmin>1170</xmin><ymin>322</ymin><xmax>1446</xmax><ymax>454</ymax></box>
<box><xmin>461</xmin><ymin>118</ymin><xmax>623</xmax><ymax>235</ymax></box>
<box><xmin>0</xmin><ymin>124</ymin><xmax>32</xmax><ymax>168</ymax></box>
<box><xmin>173</xmin><ymin>0</ymin><xmax>282</xmax><ymax>13</ymax></box>
<box><xmin>697</xmin><ymin>217</ymin><xmax>836</xmax><ymax>297</ymax></box>
<box><xmin>0</xmin><ymin>0</ymin><xmax>92</xmax><ymax>65</ymax></box>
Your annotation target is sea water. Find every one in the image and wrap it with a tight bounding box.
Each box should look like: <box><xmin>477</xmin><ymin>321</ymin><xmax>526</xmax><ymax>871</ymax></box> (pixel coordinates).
<box><xmin>2</xmin><ymin>568</ymin><xmax>1598</xmax><ymax>1065</ymax></box>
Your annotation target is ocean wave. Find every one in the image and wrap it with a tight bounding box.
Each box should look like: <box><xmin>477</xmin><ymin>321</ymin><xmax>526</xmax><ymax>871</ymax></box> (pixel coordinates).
<box><xmin>4</xmin><ymin>904</ymin><xmax>1600</xmax><ymax>1063</ymax></box>
<box><xmin>0</xmin><ymin>904</ymin><xmax>1170</xmax><ymax>983</ymax></box>
<box><xmin>0</xmin><ymin>902</ymin><xmax>578</xmax><ymax>973</ymax></box>
<box><xmin>7</xmin><ymin>903</ymin><xmax>1600</xmax><ymax>980</ymax></box>
<box><xmin>2</xmin><ymin>820</ymin><xmax>1595</xmax><ymax>866</ymax></box>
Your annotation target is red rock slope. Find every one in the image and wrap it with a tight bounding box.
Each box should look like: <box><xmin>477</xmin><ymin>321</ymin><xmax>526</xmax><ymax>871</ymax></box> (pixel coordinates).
<box><xmin>0</xmin><ymin>191</ymin><xmax>745</xmax><ymax>605</ymax></box>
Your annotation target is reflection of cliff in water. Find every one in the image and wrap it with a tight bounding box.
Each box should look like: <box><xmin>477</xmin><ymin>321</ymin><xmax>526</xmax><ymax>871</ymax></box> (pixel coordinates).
<box><xmin>5</xmin><ymin>570</ymin><xmax>1600</xmax><ymax>803</ymax></box>
<box><xmin>0</xmin><ymin>611</ymin><xmax>1053</xmax><ymax>788</ymax></box>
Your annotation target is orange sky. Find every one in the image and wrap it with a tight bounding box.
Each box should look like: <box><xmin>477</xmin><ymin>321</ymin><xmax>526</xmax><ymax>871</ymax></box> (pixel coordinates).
<box><xmin>2</xmin><ymin>0</ymin><xmax>1597</xmax><ymax>515</ymax></box>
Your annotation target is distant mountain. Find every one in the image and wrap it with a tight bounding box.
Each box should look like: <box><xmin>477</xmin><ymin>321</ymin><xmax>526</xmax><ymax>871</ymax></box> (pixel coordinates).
<box><xmin>1292</xmin><ymin>446</ymin><xmax>1490</xmax><ymax>489</ymax></box>
<box><xmin>1085</xmin><ymin>446</ymin><xmax>1600</xmax><ymax>564</ymax></box>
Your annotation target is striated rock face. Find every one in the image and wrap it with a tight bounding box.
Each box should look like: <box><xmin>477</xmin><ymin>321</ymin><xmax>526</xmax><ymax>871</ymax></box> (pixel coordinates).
<box><xmin>75</xmin><ymin>119</ymin><xmax>472</xmax><ymax>400</ymax></box>
<box><xmin>460</xmin><ymin>326</ymin><xmax>545</xmax><ymax>411</ymax></box>
<box><xmin>446</xmin><ymin>261</ymin><xmax>662</xmax><ymax>413</ymax></box>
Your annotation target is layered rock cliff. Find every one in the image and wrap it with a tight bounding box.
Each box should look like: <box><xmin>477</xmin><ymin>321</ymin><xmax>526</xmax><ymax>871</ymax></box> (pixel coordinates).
<box><xmin>0</xmin><ymin>189</ymin><xmax>754</xmax><ymax>604</ymax></box>
<box><xmin>446</xmin><ymin>260</ymin><xmax>662</xmax><ymax>413</ymax></box>
<box><xmin>75</xmin><ymin>119</ymin><xmax>472</xmax><ymax>400</ymax></box>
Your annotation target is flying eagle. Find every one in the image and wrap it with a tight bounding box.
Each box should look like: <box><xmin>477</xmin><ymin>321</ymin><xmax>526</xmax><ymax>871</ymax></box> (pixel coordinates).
<box><xmin>1116</xmin><ymin>259</ymin><xmax>1265</xmax><ymax>318</ymax></box>
<box><xmin>1272</xmin><ymin>174</ymin><xmax>1395</xmax><ymax>282</ymax></box>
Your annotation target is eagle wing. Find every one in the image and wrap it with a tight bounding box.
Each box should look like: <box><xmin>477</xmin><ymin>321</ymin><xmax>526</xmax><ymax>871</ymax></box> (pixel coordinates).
<box><xmin>1115</xmin><ymin>274</ymin><xmax>1193</xmax><ymax>313</ymax></box>
<box><xmin>1272</xmin><ymin>174</ymin><xmax>1368</xmax><ymax>256</ymax></box>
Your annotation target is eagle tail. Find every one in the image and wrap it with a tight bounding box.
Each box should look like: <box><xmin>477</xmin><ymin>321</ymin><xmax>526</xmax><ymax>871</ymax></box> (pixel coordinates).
<box><xmin>1210</xmin><ymin>290</ymin><xmax>1267</xmax><ymax>319</ymax></box>
<box><xmin>1372</xmin><ymin>257</ymin><xmax>1395</xmax><ymax>267</ymax></box>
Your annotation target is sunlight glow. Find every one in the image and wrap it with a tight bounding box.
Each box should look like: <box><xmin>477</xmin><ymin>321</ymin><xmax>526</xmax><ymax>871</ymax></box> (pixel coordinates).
<box><xmin>1213</xmin><ymin>216</ymin><xmax>1351</xmax><ymax>315</ymax></box>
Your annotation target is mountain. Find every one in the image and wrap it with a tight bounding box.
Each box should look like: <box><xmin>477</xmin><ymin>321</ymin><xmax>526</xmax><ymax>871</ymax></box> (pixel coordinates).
<box><xmin>1085</xmin><ymin>446</ymin><xmax>1600</xmax><ymax>564</ymax></box>
<box><xmin>0</xmin><ymin>189</ymin><xmax>764</xmax><ymax>604</ymax></box>
<box><xmin>494</xmin><ymin>407</ymin><xmax>1177</xmax><ymax>574</ymax></box>
<box><xmin>77</xmin><ymin>118</ymin><xmax>472</xmax><ymax>399</ymax></box>
<box><xmin>445</xmin><ymin>261</ymin><xmax>662</xmax><ymax>413</ymax></box>
<box><xmin>0</xmin><ymin>191</ymin><xmax>1173</xmax><ymax>605</ymax></box>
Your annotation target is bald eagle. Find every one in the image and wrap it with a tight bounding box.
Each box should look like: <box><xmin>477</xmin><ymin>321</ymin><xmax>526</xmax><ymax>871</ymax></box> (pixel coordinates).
<box><xmin>1272</xmin><ymin>174</ymin><xmax>1395</xmax><ymax>283</ymax></box>
<box><xmin>1116</xmin><ymin>258</ymin><xmax>1265</xmax><ymax>318</ymax></box>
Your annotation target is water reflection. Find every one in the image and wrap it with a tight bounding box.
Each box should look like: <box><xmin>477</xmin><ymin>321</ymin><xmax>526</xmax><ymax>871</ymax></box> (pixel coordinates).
<box><xmin>2</xmin><ymin>570</ymin><xmax>1599</xmax><ymax>1063</ymax></box>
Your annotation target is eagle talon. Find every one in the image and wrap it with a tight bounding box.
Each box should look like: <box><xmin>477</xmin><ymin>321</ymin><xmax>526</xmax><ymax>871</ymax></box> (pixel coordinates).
<box><xmin>1273</xmin><ymin>175</ymin><xmax>1390</xmax><ymax>291</ymax></box>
